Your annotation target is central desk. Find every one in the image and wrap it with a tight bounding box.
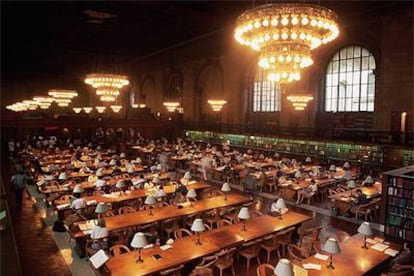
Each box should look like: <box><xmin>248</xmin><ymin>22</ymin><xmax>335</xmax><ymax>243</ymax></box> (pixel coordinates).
<box><xmin>106</xmin><ymin>212</ymin><xmax>311</xmax><ymax>276</ymax></box>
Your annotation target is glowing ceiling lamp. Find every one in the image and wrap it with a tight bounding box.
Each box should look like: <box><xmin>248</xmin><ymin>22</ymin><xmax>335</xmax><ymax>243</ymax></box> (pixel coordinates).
<box><xmin>85</xmin><ymin>73</ymin><xmax>129</xmax><ymax>102</ymax></box>
<box><xmin>235</xmin><ymin>3</ymin><xmax>339</xmax><ymax>83</ymax></box>
<box><xmin>73</xmin><ymin>107</ymin><xmax>82</xmax><ymax>113</ymax></box>
<box><xmin>95</xmin><ymin>106</ymin><xmax>106</xmax><ymax>113</ymax></box>
<box><xmin>110</xmin><ymin>105</ymin><xmax>122</xmax><ymax>113</ymax></box>
<box><xmin>287</xmin><ymin>94</ymin><xmax>314</xmax><ymax>110</ymax></box>
<box><xmin>48</xmin><ymin>89</ymin><xmax>78</xmax><ymax>99</ymax></box>
<box><xmin>83</xmin><ymin>107</ymin><xmax>93</xmax><ymax>114</ymax></box>
<box><xmin>208</xmin><ymin>100</ymin><xmax>227</xmax><ymax>112</ymax></box>
<box><xmin>54</xmin><ymin>98</ymin><xmax>71</xmax><ymax>107</ymax></box>
<box><xmin>163</xmin><ymin>102</ymin><xmax>180</xmax><ymax>112</ymax></box>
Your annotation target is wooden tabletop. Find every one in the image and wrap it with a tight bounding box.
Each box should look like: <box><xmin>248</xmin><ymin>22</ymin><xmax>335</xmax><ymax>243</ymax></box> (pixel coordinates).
<box><xmin>54</xmin><ymin>182</ymin><xmax>210</xmax><ymax>209</ymax></box>
<box><xmin>329</xmin><ymin>182</ymin><xmax>382</xmax><ymax>203</ymax></box>
<box><xmin>106</xmin><ymin>212</ymin><xmax>311</xmax><ymax>276</ymax></box>
<box><xmin>72</xmin><ymin>193</ymin><xmax>252</xmax><ymax>238</ymax></box>
<box><xmin>298</xmin><ymin>234</ymin><xmax>401</xmax><ymax>275</ymax></box>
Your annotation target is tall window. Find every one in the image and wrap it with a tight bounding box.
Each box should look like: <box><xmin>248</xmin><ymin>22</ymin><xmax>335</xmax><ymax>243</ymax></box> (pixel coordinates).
<box><xmin>252</xmin><ymin>70</ymin><xmax>281</xmax><ymax>112</ymax></box>
<box><xmin>325</xmin><ymin>45</ymin><xmax>376</xmax><ymax>112</ymax></box>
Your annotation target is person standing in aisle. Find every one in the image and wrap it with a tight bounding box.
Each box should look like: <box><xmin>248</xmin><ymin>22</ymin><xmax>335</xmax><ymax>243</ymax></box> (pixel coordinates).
<box><xmin>11</xmin><ymin>165</ymin><xmax>27</xmax><ymax>211</ymax></box>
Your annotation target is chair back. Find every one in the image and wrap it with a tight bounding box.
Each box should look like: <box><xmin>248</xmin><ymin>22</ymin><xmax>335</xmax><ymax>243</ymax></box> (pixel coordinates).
<box><xmin>174</xmin><ymin>228</ymin><xmax>193</xmax><ymax>239</ymax></box>
<box><xmin>256</xmin><ymin>263</ymin><xmax>275</xmax><ymax>276</ymax></box>
<box><xmin>109</xmin><ymin>244</ymin><xmax>130</xmax><ymax>256</ymax></box>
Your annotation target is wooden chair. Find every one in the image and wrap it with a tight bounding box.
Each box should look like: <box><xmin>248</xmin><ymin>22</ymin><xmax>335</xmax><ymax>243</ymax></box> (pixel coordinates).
<box><xmin>317</xmin><ymin>185</ymin><xmax>329</xmax><ymax>201</ymax></box>
<box><xmin>214</xmin><ymin>247</ymin><xmax>237</xmax><ymax>276</ymax></box>
<box><xmin>260</xmin><ymin>232</ymin><xmax>282</xmax><ymax>262</ymax></box>
<box><xmin>222</xmin><ymin>206</ymin><xmax>240</xmax><ymax>224</ymax></box>
<box><xmin>203</xmin><ymin>209</ymin><xmax>220</xmax><ymax>229</ymax></box>
<box><xmin>162</xmin><ymin>217</ymin><xmax>180</xmax><ymax>239</ymax></box>
<box><xmin>216</xmin><ymin>219</ymin><xmax>232</xmax><ymax>228</ymax></box>
<box><xmin>355</xmin><ymin>202</ymin><xmax>374</xmax><ymax>221</ymax></box>
<box><xmin>256</xmin><ymin>263</ymin><xmax>275</xmax><ymax>276</ymax></box>
<box><xmin>298</xmin><ymin>226</ymin><xmax>323</xmax><ymax>248</ymax></box>
<box><xmin>190</xmin><ymin>255</ymin><xmax>218</xmax><ymax>276</ymax></box>
<box><xmin>278</xmin><ymin>227</ymin><xmax>295</xmax><ymax>257</ymax></box>
<box><xmin>184</xmin><ymin>213</ymin><xmax>200</xmax><ymax>229</ymax></box>
<box><xmin>174</xmin><ymin>228</ymin><xmax>193</xmax><ymax>239</ymax></box>
<box><xmin>287</xmin><ymin>244</ymin><xmax>306</xmax><ymax>263</ymax></box>
<box><xmin>266</xmin><ymin>177</ymin><xmax>277</xmax><ymax>193</ymax></box>
<box><xmin>159</xmin><ymin>264</ymin><xmax>185</xmax><ymax>276</ymax></box>
<box><xmin>102</xmin><ymin>210</ymin><xmax>116</xmax><ymax>218</ymax></box>
<box><xmin>118</xmin><ymin>206</ymin><xmax>135</xmax><ymax>215</ymax></box>
<box><xmin>336</xmin><ymin>230</ymin><xmax>351</xmax><ymax>242</ymax></box>
<box><xmin>109</xmin><ymin>244</ymin><xmax>130</xmax><ymax>256</ymax></box>
<box><xmin>251</xmin><ymin>210</ymin><xmax>264</xmax><ymax>218</ymax></box>
<box><xmin>328</xmin><ymin>188</ymin><xmax>338</xmax><ymax>197</ymax></box>
<box><xmin>239</xmin><ymin>240</ymin><xmax>261</xmax><ymax>271</ymax></box>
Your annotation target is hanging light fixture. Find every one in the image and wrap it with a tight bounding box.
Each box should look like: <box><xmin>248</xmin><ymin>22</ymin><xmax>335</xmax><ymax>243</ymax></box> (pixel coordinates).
<box><xmin>83</xmin><ymin>107</ymin><xmax>93</xmax><ymax>114</ymax></box>
<box><xmin>235</xmin><ymin>3</ymin><xmax>339</xmax><ymax>83</ymax></box>
<box><xmin>208</xmin><ymin>100</ymin><xmax>227</xmax><ymax>112</ymax></box>
<box><xmin>33</xmin><ymin>96</ymin><xmax>54</xmax><ymax>109</ymax></box>
<box><xmin>110</xmin><ymin>105</ymin><xmax>122</xmax><ymax>113</ymax></box>
<box><xmin>287</xmin><ymin>94</ymin><xmax>314</xmax><ymax>110</ymax></box>
<box><xmin>48</xmin><ymin>89</ymin><xmax>78</xmax><ymax>99</ymax></box>
<box><xmin>54</xmin><ymin>98</ymin><xmax>71</xmax><ymax>107</ymax></box>
<box><xmin>163</xmin><ymin>102</ymin><xmax>180</xmax><ymax>112</ymax></box>
<box><xmin>85</xmin><ymin>74</ymin><xmax>129</xmax><ymax>102</ymax></box>
<box><xmin>73</xmin><ymin>107</ymin><xmax>82</xmax><ymax>113</ymax></box>
<box><xmin>23</xmin><ymin>100</ymin><xmax>39</xmax><ymax>110</ymax></box>
<box><xmin>95</xmin><ymin>106</ymin><xmax>106</xmax><ymax>113</ymax></box>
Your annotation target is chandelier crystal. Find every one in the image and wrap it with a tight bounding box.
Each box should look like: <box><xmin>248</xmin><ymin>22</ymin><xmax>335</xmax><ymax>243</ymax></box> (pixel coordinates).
<box><xmin>208</xmin><ymin>100</ymin><xmax>227</xmax><ymax>112</ymax></box>
<box><xmin>235</xmin><ymin>3</ymin><xmax>339</xmax><ymax>83</ymax></box>
<box><xmin>85</xmin><ymin>73</ymin><xmax>129</xmax><ymax>102</ymax></box>
<box><xmin>287</xmin><ymin>94</ymin><xmax>314</xmax><ymax>110</ymax></box>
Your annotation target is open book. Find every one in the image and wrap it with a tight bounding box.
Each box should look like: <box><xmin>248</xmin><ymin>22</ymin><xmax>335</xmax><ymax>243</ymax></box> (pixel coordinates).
<box><xmin>90</xmin><ymin>249</ymin><xmax>109</xmax><ymax>269</ymax></box>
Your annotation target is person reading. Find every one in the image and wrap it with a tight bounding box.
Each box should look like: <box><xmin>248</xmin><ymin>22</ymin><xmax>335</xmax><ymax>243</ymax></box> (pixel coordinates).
<box><xmin>296</xmin><ymin>180</ymin><xmax>318</xmax><ymax>205</ymax></box>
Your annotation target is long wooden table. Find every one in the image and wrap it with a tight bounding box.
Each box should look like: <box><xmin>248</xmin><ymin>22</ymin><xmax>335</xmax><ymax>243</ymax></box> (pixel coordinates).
<box><xmin>54</xmin><ymin>182</ymin><xmax>210</xmax><ymax>219</ymax></box>
<box><xmin>298</xmin><ymin>234</ymin><xmax>401</xmax><ymax>275</ymax></box>
<box><xmin>106</xmin><ymin>212</ymin><xmax>311</xmax><ymax>276</ymax></box>
<box><xmin>329</xmin><ymin>183</ymin><xmax>382</xmax><ymax>215</ymax></box>
<box><xmin>71</xmin><ymin>193</ymin><xmax>252</xmax><ymax>257</ymax></box>
<box><xmin>280</xmin><ymin>177</ymin><xmax>337</xmax><ymax>201</ymax></box>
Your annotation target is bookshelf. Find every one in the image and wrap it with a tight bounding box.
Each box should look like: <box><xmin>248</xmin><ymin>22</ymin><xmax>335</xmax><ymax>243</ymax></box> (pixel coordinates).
<box><xmin>381</xmin><ymin>165</ymin><xmax>414</xmax><ymax>242</ymax></box>
<box><xmin>184</xmin><ymin>130</ymin><xmax>413</xmax><ymax>168</ymax></box>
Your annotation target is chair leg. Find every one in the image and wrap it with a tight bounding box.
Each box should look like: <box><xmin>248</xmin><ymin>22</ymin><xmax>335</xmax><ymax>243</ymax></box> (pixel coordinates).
<box><xmin>231</xmin><ymin>266</ymin><xmax>235</xmax><ymax>276</ymax></box>
<box><xmin>246</xmin><ymin>258</ymin><xmax>250</xmax><ymax>271</ymax></box>
<box><xmin>267</xmin><ymin>251</ymin><xmax>271</xmax><ymax>262</ymax></box>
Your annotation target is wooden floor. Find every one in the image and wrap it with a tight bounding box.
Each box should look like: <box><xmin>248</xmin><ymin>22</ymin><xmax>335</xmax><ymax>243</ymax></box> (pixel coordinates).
<box><xmin>1</xmin><ymin>159</ymin><xmax>371</xmax><ymax>276</ymax></box>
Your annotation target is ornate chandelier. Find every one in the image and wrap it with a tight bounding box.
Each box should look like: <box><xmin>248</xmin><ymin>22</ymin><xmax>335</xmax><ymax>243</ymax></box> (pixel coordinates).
<box><xmin>48</xmin><ymin>89</ymin><xmax>78</xmax><ymax>99</ymax></box>
<box><xmin>163</xmin><ymin>102</ymin><xmax>180</xmax><ymax>112</ymax></box>
<box><xmin>235</xmin><ymin>3</ymin><xmax>339</xmax><ymax>83</ymax></box>
<box><xmin>84</xmin><ymin>73</ymin><xmax>129</xmax><ymax>102</ymax></box>
<box><xmin>287</xmin><ymin>94</ymin><xmax>314</xmax><ymax>110</ymax></box>
<box><xmin>208</xmin><ymin>100</ymin><xmax>227</xmax><ymax>112</ymax></box>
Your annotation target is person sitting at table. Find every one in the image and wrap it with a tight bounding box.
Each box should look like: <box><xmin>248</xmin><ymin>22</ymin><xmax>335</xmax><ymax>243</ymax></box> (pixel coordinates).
<box><xmin>90</xmin><ymin>218</ymin><xmax>109</xmax><ymax>250</ymax></box>
<box><xmin>144</xmin><ymin>180</ymin><xmax>154</xmax><ymax>190</ymax></box>
<box><xmin>71</xmin><ymin>188</ymin><xmax>86</xmax><ymax>213</ymax></box>
<box><xmin>175</xmin><ymin>181</ymin><xmax>188</xmax><ymax>196</ymax></box>
<box><xmin>79</xmin><ymin>162</ymin><xmax>91</xmax><ymax>174</ymax></box>
<box><xmin>94</xmin><ymin>171</ymin><xmax>106</xmax><ymax>189</ymax></box>
<box><xmin>155</xmin><ymin>185</ymin><xmax>167</xmax><ymax>199</ymax></box>
<box><xmin>348</xmin><ymin>189</ymin><xmax>370</xmax><ymax>216</ymax></box>
<box><xmin>296</xmin><ymin>179</ymin><xmax>318</xmax><ymax>205</ymax></box>
<box><xmin>180</xmin><ymin>171</ymin><xmax>192</xmax><ymax>185</ymax></box>
<box><xmin>131</xmin><ymin>174</ymin><xmax>146</xmax><ymax>189</ymax></box>
<box><xmin>387</xmin><ymin>243</ymin><xmax>413</xmax><ymax>275</ymax></box>
<box><xmin>58</xmin><ymin>171</ymin><xmax>68</xmax><ymax>184</ymax></box>
<box><xmin>343</xmin><ymin>167</ymin><xmax>353</xmax><ymax>181</ymax></box>
<box><xmin>362</xmin><ymin>175</ymin><xmax>375</xmax><ymax>187</ymax></box>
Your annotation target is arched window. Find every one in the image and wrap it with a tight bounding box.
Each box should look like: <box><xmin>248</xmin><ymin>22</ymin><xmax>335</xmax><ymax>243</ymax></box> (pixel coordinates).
<box><xmin>325</xmin><ymin>45</ymin><xmax>376</xmax><ymax>112</ymax></box>
<box><xmin>252</xmin><ymin>69</ymin><xmax>281</xmax><ymax>112</ymax></box>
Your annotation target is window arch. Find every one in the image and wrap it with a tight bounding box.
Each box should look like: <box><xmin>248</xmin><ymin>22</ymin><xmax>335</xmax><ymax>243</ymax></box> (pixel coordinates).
<box><xmin>252</xmin><ymin>69</ymin><xmax>281</xmax><ymax>112</ymax></box>
<box><xmin>325</xmin><ymin>45</ymin><xmax>376</xmax><ymax>112</ymax></box>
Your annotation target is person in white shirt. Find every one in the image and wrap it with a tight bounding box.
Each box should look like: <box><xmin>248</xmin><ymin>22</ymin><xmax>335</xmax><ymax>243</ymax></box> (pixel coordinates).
<box><xmin>296</xmin><ymin>180</ymin><xmax>318</xmax><ymax>205</ymax></box>
<box><xmin>90</xmin><ymin>218</ymin><xmax>109</xmax><ymax>250</ymax></box>
<box><xmin>155</xmin><ymin>186</ymin><xmax>167</xmax><ymax>198</ymax></box>
<box><xmin>198</xmin><ymin>155</ymin><xmax>212</xmax><ymax>181</ymax></box>
<box><xmin>70</xmin><ymin>193</ymin><xmax>86</xmax><ymax>212</ymax></box>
